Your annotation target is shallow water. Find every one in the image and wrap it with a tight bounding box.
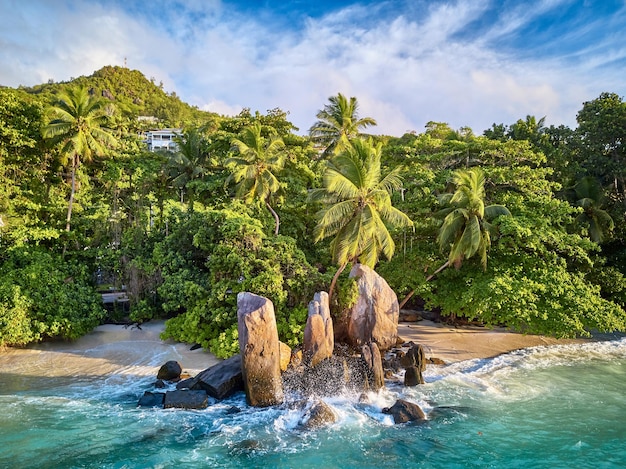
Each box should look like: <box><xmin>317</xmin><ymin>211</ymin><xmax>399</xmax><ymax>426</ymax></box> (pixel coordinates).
<box><xmin>1</xmin><ymin>334</ymin><xmax>625</xmax><ymax>468</ymax></box>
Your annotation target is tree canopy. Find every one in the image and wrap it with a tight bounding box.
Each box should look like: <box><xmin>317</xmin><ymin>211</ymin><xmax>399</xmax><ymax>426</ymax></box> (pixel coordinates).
<box><xmin>309</xmin><ymin>93</ymin><xmax>377</xmax><ymax>157</ymax></box>
<box><xmin>1</xmin><ymin>66</ymin><xmax>626</xmax><ymax>352</ymax></box>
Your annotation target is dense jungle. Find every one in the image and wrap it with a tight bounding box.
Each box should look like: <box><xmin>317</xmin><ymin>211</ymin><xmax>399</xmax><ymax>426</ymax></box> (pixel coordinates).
<box><xmin>2</xmin><ymin>65</ymin><xmax>626</xmax><ymax>357</ymax></box>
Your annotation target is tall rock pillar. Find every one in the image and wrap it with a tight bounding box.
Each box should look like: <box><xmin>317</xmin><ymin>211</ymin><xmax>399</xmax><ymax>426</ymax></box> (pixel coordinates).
<box><xmin>237</xmin><ymin>292</ymin><xmax>284</xmax><ymax>406</ymax></box>
<box><xmin>303</xmin><ymin>291</ymin><xmax>334</xmax><ymax>367</ymax></box>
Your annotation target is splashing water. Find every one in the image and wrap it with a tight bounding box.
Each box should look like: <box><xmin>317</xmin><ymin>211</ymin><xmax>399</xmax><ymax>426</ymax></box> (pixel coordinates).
<box><xmin>1</xmin><ymin>330</ymin><xmax>625</xmax><ymax>468</ymax></box>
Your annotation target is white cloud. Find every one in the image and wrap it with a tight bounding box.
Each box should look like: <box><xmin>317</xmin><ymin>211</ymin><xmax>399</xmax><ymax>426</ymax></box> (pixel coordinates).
<box><xmin>1</xmin><ymin>0</ymin><xmax>623</xmax><ymax>135</ymax></box>
<box><xmin>201</xmin><ymin>99</ymin><xmax>245</xmax><ymax>117</ymax></box>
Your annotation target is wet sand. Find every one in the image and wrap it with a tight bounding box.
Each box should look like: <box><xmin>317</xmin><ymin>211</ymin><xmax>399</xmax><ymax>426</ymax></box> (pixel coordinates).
<box><xmin>0</xmin><ymin>321</ymin><xmax>220</xmax><ymax>387</ymax></box>
<box><xmin>398</xmin><ymin>320</ymin><xmax>585</xmax><ymax>363</ymax></box>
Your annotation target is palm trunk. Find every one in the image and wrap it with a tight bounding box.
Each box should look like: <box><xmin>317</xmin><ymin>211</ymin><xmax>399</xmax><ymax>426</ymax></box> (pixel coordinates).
<box><xmin>328</xmin><ymin>262</ymin><xmax>348</xmax><ymax>304</ymax></box>
<box><xmin>265</xmin><ymin>200</ymin><xmax>280</xmax><ymax>235</ymax></box>
<box><xmin>65</xmin><ymin>156</ymin><xmax>77</xmax><ymax>232</ymax></box>
<box><xmin>188</xmin><ymin>191</ymin><xmax>194</xmax><ymax>213</ymax></box>
<box><xmin>398</xmin><ymin>260</ymin><xmax>450</xmax><ymax>310</ymax></box>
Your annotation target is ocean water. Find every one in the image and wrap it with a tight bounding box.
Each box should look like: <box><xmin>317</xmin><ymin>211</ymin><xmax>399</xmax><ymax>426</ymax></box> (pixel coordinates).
<box><xmin>1</xmin><ymin>337</ymin><xmax>625</xmax><ymax>469</ymax></box>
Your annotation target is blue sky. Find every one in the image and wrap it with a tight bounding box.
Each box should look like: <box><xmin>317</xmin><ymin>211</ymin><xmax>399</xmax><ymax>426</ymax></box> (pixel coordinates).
<box><xmin>1</xmin><ymin>0</ymin><xmax>624</xmax><ymax>135</ymax></box>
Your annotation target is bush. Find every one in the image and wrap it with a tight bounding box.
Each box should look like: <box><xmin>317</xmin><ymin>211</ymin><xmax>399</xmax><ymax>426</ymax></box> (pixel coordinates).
<box><xmin>424</xmin><ymin>255</ymin><xmax>626</xmax><ymax>338</ymax></box>
<box><xmin>158</xmin><ymin>208</ymin><xmax>326</xmax><ymax>357</ymax></box>
<box><xmin>0</xmin><ymin>248</ymin><xmax>105</xmax><ymax>346</ymax></box>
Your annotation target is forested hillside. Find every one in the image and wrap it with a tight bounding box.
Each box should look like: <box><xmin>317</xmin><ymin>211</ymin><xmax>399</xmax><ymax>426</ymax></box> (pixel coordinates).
<box><xmin>20</xmin><ymin>65</ymin><xmax>215</xmax><ymax>128</ymax></box>
<box><xmin>2</xmin><ymin>66</ymin><xmax>625</xmax><ymax>356</ymax></box>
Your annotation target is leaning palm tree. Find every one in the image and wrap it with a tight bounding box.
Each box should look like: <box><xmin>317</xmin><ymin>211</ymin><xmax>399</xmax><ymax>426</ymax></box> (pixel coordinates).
<box><xmin>42</xmin><ymin>87</ymin><xmax>117</xmax><ymax>232</ymax></box>
<box><xmin>571</xmin><ymin>176</ymin><xmax>614</xmax><ymax>243</ymax></box>
<box><xmin>309</xmin><ymin>138</ymin><xmax>413</xmax><ymax>300</ymax></box>
<box><xmin>309</xmin><ymin>93</ymin><xmax>377</xmax><ymax>157</ymax></box>
<box><xmin>226</xmin><ymin>122</ymin><xmax>286</xmax><ymax>235</ymax></box>
<box><xmin>399</xmin><ymin>167</ymin><xmax>510</xmax><ymax>309</ymax></box>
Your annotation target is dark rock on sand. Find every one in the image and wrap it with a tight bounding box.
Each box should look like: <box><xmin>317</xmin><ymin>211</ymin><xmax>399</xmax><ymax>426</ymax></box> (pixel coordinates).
<box><xmin>157</xmin><ymin>360</ymin><xmax>182</xmax><ymax>381</ymax></box>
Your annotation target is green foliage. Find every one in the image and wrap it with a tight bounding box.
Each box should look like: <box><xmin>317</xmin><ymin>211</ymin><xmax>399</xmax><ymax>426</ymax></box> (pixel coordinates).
<box><xmin>25</xmin><ymin>65</ymin><xmax>216</xmax><ymax>129</ymax></box>
<box><xmin>568</xmin><ymin>176</ymin><xmax>615</xmax><ymax>243</ymax></box>
<box><xmin>226</xmin><ymin>122</ymin><xmax>287</xmax><ymax>235</ymax></box>
<box><xmin>575</xmin><ymin>92</ymin><xmax>626</xmax><ymax>191</ymax></box>
<box><xmin>425</xmin><ymin>255</ymin><xmax>626</xmax><ymax>338</ymax></box>
<box><xmin>167</xmin><ymin>127</ymin><xmax>212</xmax><ymax>210</ymax></box>
<box><xmin>587</xmin><ymin>264</ymin><xmax>626</xmax><ymax>309</ymax></box>
<box><xmin>436</xmin><ymin>167</ymin><xmax>511</xmax><ymax>269</ymax></box>
<box><xmin>422</xmin><ymin>177</ymin><xmax>625</xmax><ymax>336</ymax></box>
<box><xmin>0</xmin><ymin>285</ymin><xmax>36</xmax><ymax>346</ymax></box>
<box><xmin>336</xmin><ymin>276</ymin><xmax>359</xmax><ymax>311</ymax></box>
<box><xmin>310</xmin><ymin>138</ymin><xmax>413</xmax><ymax>268</ymax></box>
<box><xmin>2</xmin><ymin>71</ymin><xmax>626</xmax><ymax>349</ymax></box>
<box><xmin>309</xmin><ymin>93</ymin><xmax>377</xmax><ymax>157</ymax></box>
<box><xmin>276</xmin><ymin>305</ymin><xmax>308</xmax><ymax>348</ymax></box>
<box><xmin>0</xmin><ymin>88</ymin><xmax>58</xmax><ymax>243</ymax></box>
<box><xmin>42</xmin><ymin>86</ymin><xmax>119</xmax><ymax>232</ymax></box>
<box><xmin>156</xmin><ymin>209</ymin><xmax>325</xmax><ymax>357</ymax></box>
<box><xmin>0</xmin><ymin>248</ymin><xmax>105</xmax><ymax>346</ymax></box>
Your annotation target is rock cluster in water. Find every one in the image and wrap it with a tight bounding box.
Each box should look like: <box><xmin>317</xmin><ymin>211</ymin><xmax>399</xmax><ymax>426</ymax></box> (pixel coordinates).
<box><xmin>138</xmin><ymin>265</ymin><xmax>444</xmax><ymax>425</ymax></box>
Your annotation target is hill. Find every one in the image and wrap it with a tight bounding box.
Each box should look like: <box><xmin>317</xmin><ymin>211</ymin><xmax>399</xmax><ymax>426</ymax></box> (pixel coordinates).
<box><xmin>21</xmin><ymin>65</ymin><xmax>217</xmax><ymax>128</ymax></box>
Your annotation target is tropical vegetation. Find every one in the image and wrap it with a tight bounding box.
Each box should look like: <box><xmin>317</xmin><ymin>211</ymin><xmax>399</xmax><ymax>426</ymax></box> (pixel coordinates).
<box><xmin>1</xmin><ymin>65</ymin><xmax>626</xmax><ymax>355</ymax></box>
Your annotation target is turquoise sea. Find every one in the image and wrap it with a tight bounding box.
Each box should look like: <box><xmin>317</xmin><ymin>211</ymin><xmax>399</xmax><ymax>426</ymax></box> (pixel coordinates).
<box><xmin>1</xmin><ymin>331</ymin><xmax>625</xmax><ymax>469</ymax></box>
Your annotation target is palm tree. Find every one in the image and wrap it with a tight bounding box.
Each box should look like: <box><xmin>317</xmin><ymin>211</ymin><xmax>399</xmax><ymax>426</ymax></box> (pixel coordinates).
<box><xmin>42</xmin><ymin>87</ymin><xmax>117</xmax><ymax>232</ymax></box>
<box><xmin>309</xmin><ymin>93</ymin><xmax>377</xmax><ymax>157</ymax></box>
<box><xmin>508</xmin><ymin>115</ymin><xmax>547</xmax><ymax>146</ymax></box>
<box><xmin>309</xmin><ymin>138</ymin><xmax>413</xmax><ymax>300</ymax></box>
<box><xmin>226</xmin><ymin>122</ymin><xmax>286</xmax><ymax>235</ymax></box>
<box><xmin>571</xmin><ymin>176</ymin><xmax>614</xmax><ymax>243</ymax></box>
<box><xmin>399</xmin><ymin>167</ymin><xmax>510</xmax><ymax>309</ymax></box>
<box><xmin>167</xmin><ymin>127</ymin><xmax>210</xmax><ymax>210</ymax></box>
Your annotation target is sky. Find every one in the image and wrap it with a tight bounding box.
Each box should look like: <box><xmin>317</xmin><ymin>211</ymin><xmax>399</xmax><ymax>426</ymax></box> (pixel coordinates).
<box><xmin>1</xmin><ymin>0</ymin><xmax>625</xmax><ymax>136</ymax></box>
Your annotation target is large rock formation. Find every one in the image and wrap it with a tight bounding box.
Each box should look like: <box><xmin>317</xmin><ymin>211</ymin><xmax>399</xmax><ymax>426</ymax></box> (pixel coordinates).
<box><xmin>303</xmin><ymin>291</ymin><xmax>334</xmax><ymax>367</ymax></box>
<box><xmin>237</xmin><ymin>292</ymin><xmax>284</xmax><ymax>407</ymax></box>
<box><xmin>339</xmin><ymin>264</ymin><xmax>400</xmax><ymax>351</ymax></box>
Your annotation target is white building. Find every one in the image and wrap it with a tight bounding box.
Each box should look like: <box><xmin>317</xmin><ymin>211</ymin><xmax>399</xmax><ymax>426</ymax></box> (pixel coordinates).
<box><xmin>143</xmin><ymin>128</ymin><xmax>182</xmax><ymax>152</ymax></box>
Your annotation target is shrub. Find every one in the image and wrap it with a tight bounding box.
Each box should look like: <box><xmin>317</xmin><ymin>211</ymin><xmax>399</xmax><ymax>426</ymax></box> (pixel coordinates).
<box><xmin>0</xmin><ymin>248</ymin><xmax>105</xmax><ymax>346</ymax></box>
<box><xmin>158</xmin><ymin>208</ymin><xmax>326</xmax><ymax>357</ymax></box>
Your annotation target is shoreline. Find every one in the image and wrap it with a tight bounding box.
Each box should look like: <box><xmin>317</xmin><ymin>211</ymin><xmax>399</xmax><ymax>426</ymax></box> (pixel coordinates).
<box><xmin>1</xmin><ymin>319</ymin><xmax>602</xmax><ymax>384</ymax></box>
<box><xmin>397</xmin><ymin>320</ymin><xmax>587</xmax><ymax>363</ymax></box>
<box><xmin>0</xmin><ymin>321</ymin><xmax>220</xmax><ymax>383</ymax></box>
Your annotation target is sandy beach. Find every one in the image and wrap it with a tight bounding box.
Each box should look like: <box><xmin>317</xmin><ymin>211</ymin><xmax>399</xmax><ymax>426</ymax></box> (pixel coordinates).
<box><xmin>397</xmin><ymin>320</ymin><xmax>586</xmax><ymax>363</ymax></box>
<box><xmin>0</xmin><ymin>321</ymin><xmax>220</xmax><ymax>387</ymax></box>
<box><xmin>1</xmin><ymin>319</ymin><xmax>590</xmax><ymax>386</ymax></box>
